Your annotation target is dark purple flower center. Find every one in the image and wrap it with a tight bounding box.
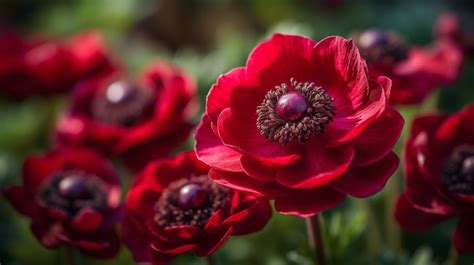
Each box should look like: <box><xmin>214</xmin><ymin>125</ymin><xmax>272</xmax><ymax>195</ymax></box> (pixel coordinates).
<box><xmin>276</xmin><ymin>92</ymin><xmax>309</xmax><ymax>122</ymax></box>
<box><xmin>91</xmin><ymin>80</ymin><xmax>155</xmax><ymax>127</ymax></box>
<box><xmin>178</xmin><ymin>184</ymin><xmax>209</xmax><ymax>209</ymax></box>
<box><xmin>256</xmin><ymin>78</ymin><xmax>335</xmax><ymax>145</ymax></box>
<box><xmin>39</xmin><ymin>171</ymin><xmax>108</xmax><ymax>217</ymax></box>
<box><xmin>154</xmin><ymin>176</ymin><xmax>230</xmax><ymax>228</ymax></box>
<box><xmin>441</xmin><ymin>145</ymin><xmax>474</xmax><ymax>195</ymax></box>
<box><xmin>58</xmin><ymin>175</ymin><xmax>88</xmax><ymax>199</ymax></box>
<box><xmin>354</xmin><ymin>29</ymin><xmax>408</xmax><ymax>65</ymax></box>
<box><xmin>462</xmin><ymin>157</ymin><xmax>474</xmax><ymax>177</ymax></box>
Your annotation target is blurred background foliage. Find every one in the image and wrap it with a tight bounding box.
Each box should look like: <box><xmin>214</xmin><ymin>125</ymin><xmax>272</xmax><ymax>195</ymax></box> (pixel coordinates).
<box><xmin>1</xmin><ymin>0</ymin><xmax>474</xmax><ymax>264</ymax></box>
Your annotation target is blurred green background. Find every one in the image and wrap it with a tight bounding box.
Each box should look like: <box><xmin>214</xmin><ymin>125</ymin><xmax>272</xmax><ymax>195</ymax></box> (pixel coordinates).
<box><xmin>1</xmin><ymin>0</ymin><xmax>474</xmax><ymax>264</ymax></box>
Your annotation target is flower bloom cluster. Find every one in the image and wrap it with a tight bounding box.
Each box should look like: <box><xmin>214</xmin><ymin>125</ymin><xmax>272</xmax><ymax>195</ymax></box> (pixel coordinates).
<box><xmin>3</xmin><ymin>10</ymin><xmax>472</xmax><ymax>263</ymax></box>
<box><xmin>2</xmin><ymin>30</ymin><xmax>273</xmax><ymax>263</ymax></box>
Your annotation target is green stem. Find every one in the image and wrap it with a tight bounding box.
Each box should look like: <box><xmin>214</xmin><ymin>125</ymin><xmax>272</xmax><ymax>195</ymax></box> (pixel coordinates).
<box><xmin>361</xmin><ymin>200</ymin><xmax>382</xmax><ymax>261</ymax></box>
<box><xmin>385</xmin><ymin>170</ymin><xmax>402</xmax><ymax>254</ymax></box>
<box><xmin>65</xmin><ymin>247</ymin><xmax>76</xmax><ymax>265</ymax></box>
<box><xmin>446</xmin><ymin>244</ymin><xmax>458</xmax><ymax>265</ymax></box>
<box><xmin>206</xmin><ymin>255</ymin><xmax>217</xmax><ymax>265</ymax></box>
<box><xmin>306</xmin><ymin>214</ymin><xmax>327</xmax><ymax>265</ymax></box>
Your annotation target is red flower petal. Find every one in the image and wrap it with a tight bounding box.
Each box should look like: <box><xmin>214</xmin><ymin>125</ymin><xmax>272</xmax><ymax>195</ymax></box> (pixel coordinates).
<box><xmin>163</xmin><ymin>225</ymin><xmax>201</xmax><ymax>242</ymax></box>
<box><xmin>394</xmin><ymin>192</ymin><xmax>452</xmax><ymax>232</ymax></box>
<box><xmin>22</xmin><ymin>156</ymin><xmax>58</xmax><ymax>193</ymax></box>
<box><xmin>207</xmin><ymin>67</ymin><xmax>247</xmax><ymax>125</ymax></box>
<box><xmin>204</xmin><ymin>209</ymin><xmax>226</xmax><ymax>234</ymax></box>
<box><xmin>222</xmin><ymin>203</ymin><xmax>251</xmax><ymax>227</ymax></box>
<box><xmin>436</xmin><ymin>104</ymin><xmax>474</xmax><ymax>145</ymax></box>
<box><xmin>350</xmin><ymin>107</ymin><xmax>404</xmax><ymax>166</ymax></box>
<box><xmin>274</xmin><ymin>187</ymin><xmax>346</xmax><ymax>217</ymax></box>
<box><xmin>151</xmin><ymin>241</ymin><xmax>197</xmax><ymax>255</ymax></box>
<box><xmin>330</xmin><ymin>152</ymin><xmax>399</xmax><ymax>198</ymax></box>
<box><xmin>31</xmin><ymin>220</ymin><xmax>64</xmax><ymax>249</ymax></box>
<box><xmin>72</xmin><ymin>208</ymin><xmax>103</xmax><ymax>231</ymax></box>
<box><xmin>246</xmin><ymin>34</ymin><xmax>316</xmax><ymax>90</ymax></box>
<box><xmin>66</xmin><ymin>32</ymin><xmax>111</xmax><ymax>76</ymax></box>
<box><xmin>410</xmin><ymin>113</ymin><xmax>447</xmax><ymax>141</ymax></box>
<box><xmin>240</xmin><ymin>155</ymin><xmax>278</xmax><ymax>181</ymax></box>
<box><xmin>276</xmin><ymin>140</ymin><xmax>354</xmax><ymax>189</ymax></box>
<box><xmin>435</xmin><ymin>12</ymin><xmax>462</xmax><ymax>41</ymax></box>
<box><xmin>195</xmin><ymin>115</ymin><xmax>243</xmax><ymax>172</ymax></box>
<box><xmin>3</xmin><ymin>186</ymin><xmax>35</xmax><ymax>216</ymax></box>
<box><xmin>121</xmin><ymin>122</ymin><xmax>195</xmax><ymax>172</ymax></box>
<box><xmin>126</xmin><ymin>182</ymin><xmax>161</xmax><ymax>220</ymax></box>
<box><xmin>311</xmin><ymin>36</ymin><xmax>369</xmax><ymax>115</ymax></box>
<box><xmin>77</xmin><ymin>237</ymin><xmax>121</xmax><ymax>260</ymax></box>
<box><xmin>325</xmin><ymin>77</ymin><xmax>389</xmax><ymax>146</ymax></box>
<box><xmin>56</xmin><ymin>228</ymin><xmax>120</xmax><ymax>259</ymax></box>
<box><xmin>232</xmin><ymin>199</ymin><xmax>272</xmax><ymax>236</ymax></box>
<box><xmin>218</xmin><ymin>108</ymin><xmax>301</xmax><ymax>166</ymax></box>
<box><xmin>142</xmin><ymin>61</ymin><xmax>196</xmax><ymax>123</ymax></box>
<box><xmin>453</xmin><ymin>215</ymin><xmax>474</xmax><ymax>254</ymax></box>
<box><xmin>195</xmin><ymin>227</ymin><xmax>233</xmax><ymax>257</ymax></box>
<box><xmin>209</xmin><ymin>168</ymin><xmax>281</xmax><ymax>197</ymax></box>
<box><xmin>403</xmin><ymin>132</ymin><xmax>453</xmax><ymax>212</ymax></box>
<box><xmin>57</xmin><ymin>148</ymin><xmax>120</xmax><ymax>186</ymax></box>
<box><xmin>395</xmin><ymin>40</ymin><xmax>463</xmax><ymax>85</ymax></box>
<box><xmin>122</xmin><ymin>214</ymin><xmax>153</xmax><ymax>262</ymax></box>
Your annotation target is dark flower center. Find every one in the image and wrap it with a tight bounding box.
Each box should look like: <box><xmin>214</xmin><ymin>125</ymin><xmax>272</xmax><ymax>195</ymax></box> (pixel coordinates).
<box><xmin>178</xmin><ymin>184</ymin><xmax>210</xmax><ymax>209</ymax></box>
<box><xmin>38</xmin><ymin>172</ymin><xmax>108</xmax><ymax>217</ymax></box>
<box><xmin>276</xmin><ymin>92</ymin><xmax>309</xmax><ymax>122</ymax></box>
<box><xmin>355</xmin><ymin>29</ymin><xmax>409</xmax><ymax>65</ymax></box>
<box><xmin>256</xmin><ymin>78</ymin><xmax>335</xmax><ymax>145</ymax></box>
<box><xmin>441</xmin><ymin>145</ymin><xmax>474</xmax><ymax>195</ymax></box>
<box><xmin>154</xmin><ymin>176</ymin><xmax>230</xmax><ymax>228</ymax></box>
<box><xmin>91</xmin><ymin>80</ymin><xmax>155</xmax><ymax>127</ymax></box>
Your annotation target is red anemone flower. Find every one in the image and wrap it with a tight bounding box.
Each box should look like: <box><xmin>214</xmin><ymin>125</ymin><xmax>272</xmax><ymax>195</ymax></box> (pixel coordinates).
<box><xmin>3</xmin><ymin>148</ymin><xmax>123</xmax><ymax>258</ymax></box>
<box><xmin>55</xmin><ymin>60</ymin><xmax>197</xmax><ymax>171</ymax></box>
<box><xmin>123</xmin><ymin>151</ymin><xmax>272</xmax><ymax>264</ymax></box>
<box><xmin>435</xmin><ymin>11</ymin><xmax>474</xmax><ymax>56</ymax></box>
<box><xmin>395</xmin><ymin>104</ymin><xmax>474</xmax><ymax>254</ymax></box>
<box><xmin>194</xmin><ymin>33</ymin><xmax>403</xmax><ymax>217</ymax></box>
<box><xmin>352</xmin><ymin>25</ymin><xmax>464</xmax><ymax>105</ymax></box>
<box><xmin>0</xmin><ymin>31</ymin><xmax>116</xmax><ymax>99</ymax></box>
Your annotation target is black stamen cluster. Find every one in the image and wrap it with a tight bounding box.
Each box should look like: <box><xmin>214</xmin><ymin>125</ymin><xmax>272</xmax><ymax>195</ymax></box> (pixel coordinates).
<box><xmin>154</xmin><ymin>176</ymin><xmax>231</xmax><ymax>228</ymax></box>
<box><xmin>256</xmin><ymin>78</ymin><xmax>335</xmax><ymax>145</ymax></box>
<box><xmin>38</xmin><ymin>171</ymin><xmax>108</xmax><ymax>217</ymax></box>
<box><xmin>441</xmin><ymin>145</ymin><xmax>474</xmax><ymax>195</ymax></box>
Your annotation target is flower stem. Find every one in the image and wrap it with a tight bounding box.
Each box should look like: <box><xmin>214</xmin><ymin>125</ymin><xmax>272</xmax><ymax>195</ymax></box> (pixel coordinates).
<box><xmin>65</xmin><ymin>247</ymin><xmax>76</xmax><ymax>265</ymax></box>
<box><xmin>206</xmin><ymin>255</ymin><xmax>217</xmax><ymax>265</ymax></box>
<box><xmin>446</xmin><ymin>244</ymin><xmax>458</xmax><ymax>265</ymax></box>
<box><xmin>360</xmin><ymin>200</ymin><xmax>382</xmax><ymax>261</ymax></box>
<box><xmin>385</xmin><ymin>170</ymin><xmax>401</xmax><ymax>254</ymax></box>
<box><xmin>306</xmin><ymin>214</ymin><xmax>326</xmax><ymax>265</ymax></box>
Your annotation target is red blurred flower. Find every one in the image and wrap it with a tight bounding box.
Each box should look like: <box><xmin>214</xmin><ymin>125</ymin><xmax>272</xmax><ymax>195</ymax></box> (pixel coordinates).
<box><xmin>353</xmin><ymin>27</ymin><xmax>464</xmax><ymax>105</ymax></box>
<box><xmin>395</xmin><ymin>104</ymin><xmax>474</xmax><ymax>255</ymax></box>
<box><xmin>0</xmin><ymin>31</ymin><xmax>116</xmax><ymax>99</ymax></box>
<box><xmin>55</xmin><ymin>60</ymin><xmax>197</xmax><ymax>171</ymax></box>
<box><xmin>3</xmin><ymin>148</ymin><xmax>123</xmax><ymax>258</ymax></box>
<box><xmin>123</xmin><ymin>151</ymin><xmax>271</xmax><ymax>264</ymax></box>
<box><xmin>194</xmin><ymin>34</ymin><xmax>403</xmax><ymax>217</ymax></box>
<box><xmin>435</xmin><ymin>11</ymin><xmax>474</xmax><ymax>56</ymax></box>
